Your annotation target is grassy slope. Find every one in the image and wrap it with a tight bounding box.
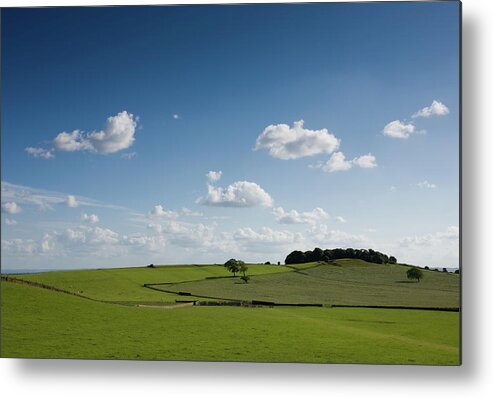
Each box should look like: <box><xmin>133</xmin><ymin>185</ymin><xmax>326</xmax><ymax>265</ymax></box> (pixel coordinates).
<box><xmin>12</xmin><ymin>264</ymin><xmax>292</xmax><ymax>304</ymax></box>
<box><xmin>1</xmin><ymin>282</ymin><xmax>459</xmax><ymax>364</ymax></box>
<box><xmin>161</xmin><ymin>260</ymin><xmax>460</xmax><ymax>308</ymax></box>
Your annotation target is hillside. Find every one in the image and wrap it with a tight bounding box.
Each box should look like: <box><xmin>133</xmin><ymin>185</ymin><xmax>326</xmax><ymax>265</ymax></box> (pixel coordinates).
<box><xmin>159</xmin><ymin>259</ymin><xmax>460</xmax><ymax>308</ymax></box>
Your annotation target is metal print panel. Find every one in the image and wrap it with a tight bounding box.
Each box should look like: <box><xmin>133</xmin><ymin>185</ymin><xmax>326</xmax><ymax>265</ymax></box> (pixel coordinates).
<box><xmin>0</xmin><ymin>1</ymin><xmax>461</xmax><ymax>364</ymax></box>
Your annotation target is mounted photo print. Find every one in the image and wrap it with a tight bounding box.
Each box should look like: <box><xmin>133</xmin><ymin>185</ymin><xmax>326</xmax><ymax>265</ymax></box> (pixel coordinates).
<box><xmin>1</xmin><ymin>1</ymin><xmax>461</xmax><ymax>365</ymax></box>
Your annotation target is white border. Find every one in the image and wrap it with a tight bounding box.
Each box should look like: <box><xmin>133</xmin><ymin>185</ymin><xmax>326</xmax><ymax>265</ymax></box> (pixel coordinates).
<box><xmin>1</xmin><ymin>0</ymin><xmax>492</xmax><ymax>396</ymax></box>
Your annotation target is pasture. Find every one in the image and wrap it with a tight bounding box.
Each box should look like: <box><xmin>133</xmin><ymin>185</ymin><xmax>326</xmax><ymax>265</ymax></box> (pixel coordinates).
<box><xmin>1</xmin><ymin>260</ymin><xmax>460</xmax><ymax>364</ymax></box>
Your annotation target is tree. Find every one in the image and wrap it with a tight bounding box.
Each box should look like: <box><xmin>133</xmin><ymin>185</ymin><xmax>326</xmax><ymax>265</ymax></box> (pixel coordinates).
<box><xmin>224</xmin><ymin>258</ymin><xmax>240</xmax><ymax>277</ymax></box>
<box><xmin>389</xmin><ymin>256</ymin><xmax>397</xmax><ymax>264</ymax></box>
<box><xmin>406</xmin><ymin>267</ymin><xmax>423</xmax><ymax>282</ymax></box>
<box><xmin>285</xmin><ymin>250</ymin><xmax>306</xmax><ymax>264</ymax></box>
<box><xmin>238</xmin><ymin>260</ymin><xmax>249</xmax><ymax>283</ymax></box>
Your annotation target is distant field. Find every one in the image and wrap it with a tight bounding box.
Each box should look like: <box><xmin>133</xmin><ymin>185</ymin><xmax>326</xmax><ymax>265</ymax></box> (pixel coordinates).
<box><xmin>1</xmin><ymin>282</ymin><xmax>459</xmax><ymax>364</ymax></box>
<box><xmin>159</xmin><ymin>260</ymin><xmax>460</xmax><ymax>308</ymax></box>
<box><xmin>13</xmin><ymin>264</ymin><xmax>292</xmax><ymax>305</ymax></box>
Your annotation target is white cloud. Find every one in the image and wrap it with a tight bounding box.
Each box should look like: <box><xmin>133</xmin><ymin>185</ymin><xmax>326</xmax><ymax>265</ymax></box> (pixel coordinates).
<box><xmin>198</xmin><ymin>172</ymin><xmax>274</xmax><ymax>208</ymax></box>
<box><xmin>390</xmin><ymin>186</ymin><xmax>397</xmax><ymax>192</ymax></box>
<box><xmin>81</xmin><ymin>213</ymin><xmax>100</xmax><ymax>224</ymax></box>
<box><xmin>2</xmin><ymin>238</ymin><xmax>38</xmax><ymax>254</ymax></box>
<box><xmin>90</xmin><ymin>226</ymin><xmax>119</xmax><ymax>245</ymax></box>
<box><xmin>53</xmin><ymin>130</ymin><xmax>92</xmax><ymax>152</ymax></box>
<box><xmin>412</xmin><ymin>100</ymin><xmax>450</xmax><ymax>118</ymax></box>
<box><xmin>66</xmin><ymin>195</ymin><xmax>78</xmax><ymax>208</ymax></box>
<box><xmin>122</xmin><ymin>234</ymin><xmax>167</xmax><ymax>252</ymax></box>
<box><xmin>5</xmin><ymin>218</ymin><xmax>17</xmax><ymax>225</ymax></box>
<box><xmin>25</xmin><ymin>147</ymin><xmax>55</xmax><ymax>159</ymax></box>
<box><xmin>1</xmin><ymin>201</ymin><xmax>22</xmax><ymax>214</ymax></box>
<box><xmin>40</xmin><ymin>233</ymin><xmax>55</xmax><ymax>253</ymax></box>
<box><xmin>399</xmin><ymin>226</ymin><xmax>459</xmax><ymax>248</ymax></box>
<box><xmin>309</xmin><ymin>225</ymin><xmax>370</xmax><ymax>247</ymax></box>
<box><xmin>172</xmin><ymin>114</ymin><xmax>180</xmax><ymax>120</ymax></box>
<box><xmin>181</xmin><ymin>207</ymin><xmax>203</xmax><ymax>217</ymax></box>
<box><xmin>272</xmin><ymin>207</ymin><xmax>328</xmax><ymax>225</ymax></box>
<box><xmin>255</xmin><ymin>120</ymin><xmax>340</xmax><ymax>160</ymax></box>
<box><xmin>121</xmin><ymin>152</ymin><xmax>136</xmax><ymax>160</ymax></box>
<box><xmin>352</xmin><ymin>153</ymin><xmax>377</xmax><ymax>168</ymax></box>
<box><xmin>382</xmin><ymin>120</ymin><xmax>417</xmax><ymax>139</ymax></box>
<box><xmin>150</xmin><ymin>205</ymin><xmax>179</xmax><ymax>219</ymax></box>
<box><xmin>417</xmin><ymin>180</ymin><xmax>437</xmax><ymax>189</ymax></box>
<box><xmin>320</xmin><ymin>152</ymin><xmax>377</xmax><ymax>173</ymax></box>
<box><xmin>1</xmin><ymin>181</ymin><xmax>125</xmax><ymax>212</ymax></box>
<box><xmin>335</xmin><ymin>216</ymin><xmax>346</xmax><ymax>223</ymax></box>
<box><xmin>321</xmin><ymin>152</ymin><xmax>352</xmax><ymax>172</ymax></box>
<box><xmin>233</xmin><ymin>227</ymin><xmax>303</xmax><ymax>251</ymax></box>
<box><xmin>206</xmin><ymin>170</ymin><xmax>222</xmax><ymax>184</ymax></box>
<box><xmin>52</xmin><ymin>111</ymin><xmax>137</xmax><ymax>154</ymax></box>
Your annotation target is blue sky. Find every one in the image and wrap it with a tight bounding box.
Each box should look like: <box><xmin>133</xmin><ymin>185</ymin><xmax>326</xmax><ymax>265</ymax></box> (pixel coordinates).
<box><xmin>1</xmin><ymin>2</ymin><xmax>460</xmax><ymax>270</ymax></box>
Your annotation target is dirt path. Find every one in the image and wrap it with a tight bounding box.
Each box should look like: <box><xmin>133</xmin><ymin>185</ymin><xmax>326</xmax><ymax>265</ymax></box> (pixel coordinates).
<box><xmin>137</xmin><ymin>303</ymin><xmax>194</xmax><ymax>309</ymax></box>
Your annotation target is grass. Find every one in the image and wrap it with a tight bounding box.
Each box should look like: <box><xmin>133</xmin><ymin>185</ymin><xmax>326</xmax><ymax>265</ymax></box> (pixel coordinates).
<box><xmin>12</xmin><ymin>263</ymin><xmax>292</xmax><ymax>305</ymax></box>
<box><xmin>1</xmin><ymin>282</ymin><xmax>459</xmax><ymax>364</ymax></box>
<box><xmin>159</xmin><ymin>260</ymin><xmax>460</xmax><ymax>308</ymax></box>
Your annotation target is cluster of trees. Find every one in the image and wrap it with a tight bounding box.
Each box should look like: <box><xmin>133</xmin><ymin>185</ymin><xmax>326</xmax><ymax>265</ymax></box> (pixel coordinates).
<box><xmin>285</xmin><ymin>248</ymin><xmax>397</xmax><ymax>265</ymax></box>
<box><xmin>224</xmin><ymin>259</ymin><xmax>250</xmax><ymax>283</ymax></box>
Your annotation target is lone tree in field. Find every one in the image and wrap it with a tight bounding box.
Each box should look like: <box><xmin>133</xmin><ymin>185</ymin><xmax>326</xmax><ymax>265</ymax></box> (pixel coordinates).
<box><xmin>406</xmin><ymin>267</ymin><xmax>423</xmax><ymax>282</ymax></box>
<box><xmin>224</xmin><ymin>258</ymin><xmax>240</xmax><ymax>277</ymax></box>
<box><xmin>238</xmin><ymin>260</ymin><xmax>250</xmax><ymax>284</ymax></box>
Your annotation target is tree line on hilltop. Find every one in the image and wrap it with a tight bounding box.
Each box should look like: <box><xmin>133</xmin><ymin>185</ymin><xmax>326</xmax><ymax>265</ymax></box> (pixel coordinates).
<box><xmin>285</xmin><ymin>248</ymin><xmax>397</xmax><ymax>265</ymax></box>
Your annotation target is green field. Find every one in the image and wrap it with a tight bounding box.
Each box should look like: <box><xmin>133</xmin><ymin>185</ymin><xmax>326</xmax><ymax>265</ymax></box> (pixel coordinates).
<box><xmin>160</xmin><ymin>260</ymin><xmax>459</xmax><ymax>308</ymax></box>
<box><xmin>1</xmin><ymin>260</ymin><xmax>460</xmax><ymax>364</ymax></box>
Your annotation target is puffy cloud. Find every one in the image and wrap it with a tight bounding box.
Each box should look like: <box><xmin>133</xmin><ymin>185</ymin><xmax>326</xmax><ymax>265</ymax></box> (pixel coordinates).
<box><xmin>25</xmin><ymin>147</ymin><xmax>55</xmax><ymax>159</ymax></box>
<box><xmin>412</xmin><ymin>100</ymin><xmax>450</xmax><ymax>118</ymax></box>
<box><xmin>1</xmin><ymin>238</ymin><xmax>38</xmax><ymax>254</ymax></box>
<box><xmin>198</xmin><ymin>173</ymin><xmax>274</xmax><ymax>208</ymax></box>
<box><xmin>335</xmin><ymin>216</ymin><xmax>346</xmax><ymax>223</ymax></box>
<box><xmin>417</xmin><ymin>180</ymin><xmax>437</xmax><ymax>189</ymax></box>
<box><xmin>53</xmin><ymin>130</ymin><xmax>92</xmax><ymax>152</ymax></box>
<box><xmin>122</xmin><ymin>234</ymin><xmax>166</xmax><ymax>252</ymax></box>
<box><xmin>40</xmin><ymin>234</ymin><xmax>55</xmax><ymax>253</ymax></box>
<box><xmin>255</xmin><ymin>120</ymin><xmax>340</xmax><ymax>160</ymax></box>
<box><xmin>150</xmin><ymin>205</ymin><xmax>179</xmax><ymax>219</ymax></box>
<box><xmin>66</xmin><ymin>195</ymin><xmax>78</xmax><ymax>208</ymax></box>
<box><xmin>352</xmin><ymin>153</ymin><xmax>377</xmax><ymax>169</ymax></box>
<box><xmin>89</xmin><ymin>227</ymin><xmax>119</xmax><ymax>245</ymax></box>
<box><xmin>309</xmin><ymin>225</ymin><xmax>370</xmax><ymax>247</ymax></box>
<box><xmin>2</xmin><ymin>233</ymin><xmax>57</xmax><ymax>255</ymax></box>
<box><xmin>320</xmin><ymin>152</ymin><xmax>377</xmax><ymax>173</ymax></box>
<box><xmin>399</xmin><ymin>226</ymin><xmax>459</xmax><ymax>248</ymax></box>
<box><xmin>52</xmin><ymin>111</ymin><xmax>137</xmax><ymax>154</ymax></box>
<box><xmin>382</xmin><ymin>120</ymin><xmax>417</xmax><ymax>139</ymax></box>
<box><xmin>5</xmin><ymin>218</ymin><xmax>17</xmax><ymax>225</ymax></box>
<box><xmin>63</xmin><ymin>226</ymin><xmax>119</xmax><ymax>246</ymax></box>
<box><xmin>206</xmin><ymin>170</ymin><xmax>222</xmax><ymax>184</ymax></box>
<box><xmin>322</xmin><ymin>152</ymin><xmax>352</xmax><ymax>172</ymax></box>
<box><xmin>233</xmin><ymin>227</ymin><xmax>303</xmax><ymax>251</ymax></box>
<box><xmin>81</xmin><ymin>213</ymin><xmax>100</xmax><ymax>224</ymax></box>
<box><xmin>1</xmin><ymin>201</ymin><xmax>22</xmax><ymax>214</ymax></box>
<box><xmin>172</xmin><ymin>114</ymin><xmax>180</xmax><ymax>120</ymax></box>
<box><xmin>148</xmin><ymin>219</ymin><xmax>218</xmax><ymax>249</ymax></box>
<box><xmin>272</xmin><ymin>207</ymin><xmax>328</xmax><ymax>225</ymax></box>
